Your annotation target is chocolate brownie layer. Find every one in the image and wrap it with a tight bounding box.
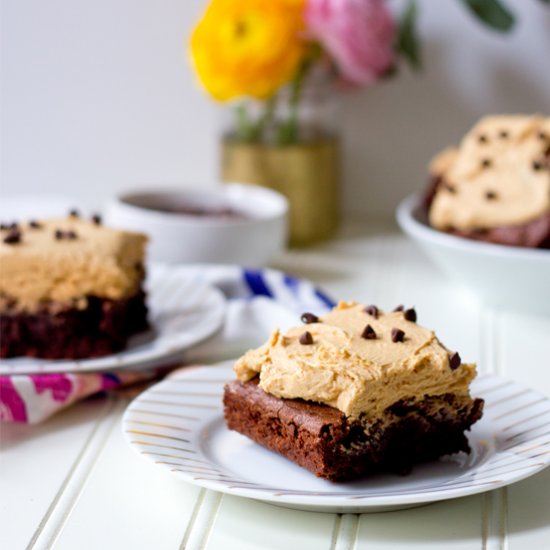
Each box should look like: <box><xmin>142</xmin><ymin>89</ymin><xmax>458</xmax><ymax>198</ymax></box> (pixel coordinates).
<box><xmin>449</xmin><ymin>209</ymin><xmax>550</xmax><ymax>248</ymax></box>
<box><xmin>224</xmin><ymin>379</ymin><xmax>484</xmax><ymax>481</ymax></box>
<box><xmin>0</xmin><ymin>289</ymin><xmax>149</xmax><ymax>359</ymax></box>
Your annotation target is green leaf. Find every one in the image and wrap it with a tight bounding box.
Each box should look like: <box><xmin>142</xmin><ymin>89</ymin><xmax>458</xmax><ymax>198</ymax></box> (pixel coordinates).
<box><xmin>538</xmin><ymin>0</ymin><xmax>550</xmax><ymax>4</ymax></box>
<box><xmin>396</xmin><ymin>0</ymin><xmax>421</xmax><ymax>70</ymax></box>
<box><xmin>460</xmin><ymin>0</ymin><xmax>515</xmax><ymax>32</ymax></box>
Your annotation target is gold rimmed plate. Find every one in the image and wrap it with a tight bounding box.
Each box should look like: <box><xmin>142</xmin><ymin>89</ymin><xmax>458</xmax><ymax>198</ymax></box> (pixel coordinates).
<box><xmin>123</xmin><ymin>362</ymin><xmax>550</xmax><ymax>513</ymax></box>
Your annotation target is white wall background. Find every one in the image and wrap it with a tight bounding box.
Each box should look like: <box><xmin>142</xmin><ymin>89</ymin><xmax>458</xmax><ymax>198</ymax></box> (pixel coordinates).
<box><xmin>1</xmin><ymin>0</ymin><xmax>549</xmax><ymax>215</ymax></box>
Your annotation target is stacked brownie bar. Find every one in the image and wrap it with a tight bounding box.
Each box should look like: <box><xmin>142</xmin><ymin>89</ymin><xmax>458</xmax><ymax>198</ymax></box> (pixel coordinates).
<box><xmin>224</xmin><ymin>302</ymin><xmax>483</xmax><ymax>481</ymax></box>
<box><xmin>0</xmin><ymin>213</ymin><xmax>148</xmax><ymax>359</ymax></box>
<box><xmin>426</xmin><ymin>114</ymin><xmax>550</xmax><ymax>248</ymax></box>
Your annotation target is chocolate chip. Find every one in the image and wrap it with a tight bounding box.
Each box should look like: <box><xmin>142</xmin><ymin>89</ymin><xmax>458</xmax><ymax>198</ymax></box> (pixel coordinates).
<box><xmin>499</xmin><ymin>130</ymin><xmax>509</xmax><ymax>139</ymax></box>
<box><xmin>532</xmin><ymin>160</ymin><xmax>545</xmax><ymax>171</ymax></box>
<box><xmin>538</xmin><ymin>131</ymin><xmax>547</xmax><ymax>141</ymax></box>
<box><xmin>29</xmin><ymin>220</ymin><xmax>42</xmax><ymax>229</ymax></box>
<box><xmin>3</xmin><ymin>229</ymin><xmax>21</xmax><ymax>244</ymax></box>
<box><xmin>9</xmin><ymin>222</ymin><xmax>18</xmax><ymax>230</ymax></box>
<box><xmin>69</xmin><ymin>209</ymin><xmax>79</xmax><ymax>218</ymax></box>
<box><xmin>54</xmin><ymin>229</ymin><xmax>78</xmax><ymax>240</ymax></box>
<box><xmin>0</xmin><ymin>223</ymin><xmax>8</xmax><ymax>230</ymax></box>
<box><xmin>449</xmin><ymin>352</ymin><xmax>461</xmax><ymax>370</ymax></box>
<box><xmin>391</xmin><ymin>328</ymin><xmax>405</xmax><ymax>343</ymax></box>
<box><xmin>91</xmin><ymin>214</ymin><xmax>102</xmax><ymax>225</ymax></box>
<box><xmin>444</xmin><ymin>183</ymin><xmax>457</xmax><ymax>194</ymax></box>
<box><xmin>364</xmin><ymin>305</ymin><xmax>379</xmax><ymax>319</ymax></box>
<box><xmin>393</xmin><ymin>305</ymin><xmax>404</xmax><ymax>312</ymax></box>
<box><xmin>301</xmin><ymin>312</ymin><xmax>319</xmax><ymax>324</ymax></box>
<box><xmin>481</xmin><ymin>158</ymin><xmax>492</xmax><ymax>168</ymax></box>
<box><xmin>361</xmin><ymin>324</ymin><xmax>377</xmax><ymax>340</ymax></box>
<box><xmin>485</xmin><ymin>190</ymin><xmax>498</xmax><ymax>200</ymax></box>
<box><xmin>404</xmin><ymin>308</ymin><xmax>417</xmax><ymax>322</ymax></box>
<box><xmin>478</xmin><ymin>134</ymin><xmax>488</xmax><ymax>144</ymax></box>
<box><xmin>299</xmin><ymin>331</ymin><xmax>314</xmax><ymax>345</ymax></box>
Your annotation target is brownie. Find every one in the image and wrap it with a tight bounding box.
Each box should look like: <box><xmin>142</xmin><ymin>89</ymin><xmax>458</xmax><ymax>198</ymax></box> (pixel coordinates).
<box><xmin>0</xmin><ymin>289</ymin><xmax>149</xmax><ymax>359</ymax></box>
<box><xmin>229</xmin><ymin>301</ymin><xmax>484</xmax><ymax>481</ymax></box>
<box><xmin>426</xmin><ymin>115</ymin><xmax>550</xmax><ymax>248</ymax></box>
<box><xmin>224</xmin><ymin>378</ymin><xmax>484</xmax><ymax>481</ymax></box>
<box><xmin>0</xmin><ymin>215</ymin><xmax>149</xmax><ymax>360</ymax></box>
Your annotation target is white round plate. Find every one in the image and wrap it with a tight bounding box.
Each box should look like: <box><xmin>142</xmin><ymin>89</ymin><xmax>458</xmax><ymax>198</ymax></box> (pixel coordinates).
<box><xmin>123</xmin><ymin>363</ymin><xmax>550</xmax><ymax>513</ymax></box>
<box><xmin>0</xmin><ymin>265</ymin><xmax>226</xmax><ymax>375</ymax></box>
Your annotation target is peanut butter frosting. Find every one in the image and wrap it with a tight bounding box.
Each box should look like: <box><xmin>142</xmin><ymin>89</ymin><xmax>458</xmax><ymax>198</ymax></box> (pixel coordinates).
<box><xmin>429</xmin><ymin>114</ymin><xmax>550</xmax><ymax>231</ymax></box>
<box><xmin>0</xmin><ymin>217</ymin><xmax>147</xmax><ymax>310</ymax></box>
<box><xmin>234</xmin><ymin>301</ymin><xmax>477</xmax><ymax>419</ymax></box>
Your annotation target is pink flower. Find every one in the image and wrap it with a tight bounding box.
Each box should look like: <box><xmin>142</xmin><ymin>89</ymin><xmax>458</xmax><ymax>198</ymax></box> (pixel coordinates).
<box><xmin>305</xmin><ymin>0</ymin><xmax>396</xmax><ymax>87</ymax></box>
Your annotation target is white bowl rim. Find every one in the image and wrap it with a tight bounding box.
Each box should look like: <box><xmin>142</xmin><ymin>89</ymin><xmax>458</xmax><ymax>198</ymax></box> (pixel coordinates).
<box><xmin>396</xmin><ymin>193</ymin><xmax>550</xmax><ymax>262</ymax></box>
<box><xmin>109</xmin><ymin>183</ymin><xmax>288</xmax><ymax>227</ymax></box>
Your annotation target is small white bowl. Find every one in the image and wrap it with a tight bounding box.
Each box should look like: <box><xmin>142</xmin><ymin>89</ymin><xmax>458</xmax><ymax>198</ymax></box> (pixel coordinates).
<box><xmin>105</xmin><ymin>184</ymin><xmax>288</xmax><ymax>266</ymax></box>
<box><xmin>396</xmin><ymin>193</ymin><xmax>550</xmax><ymax>315</ymax></box>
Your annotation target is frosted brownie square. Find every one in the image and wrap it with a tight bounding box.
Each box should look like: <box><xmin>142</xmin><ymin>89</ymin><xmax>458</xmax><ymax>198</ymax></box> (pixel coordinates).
<box><xmin>224</xmin><ymin>302</ymin><xmax>483</xmax><ymax>481</ymax></box>
<box><xmin>426</xmin><ymin>114</ymin><xmax>550</xmax><ymax>248</ymax></box>
<box><xmin>0</xmin><ymin>214</ymin><xmax>148</xmax><ymax>359</ymax></box>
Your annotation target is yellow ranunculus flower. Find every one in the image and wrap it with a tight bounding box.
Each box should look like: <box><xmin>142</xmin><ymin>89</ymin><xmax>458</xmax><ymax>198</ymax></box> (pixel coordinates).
<box><xmin>190</xmin><ymin>0</ymin><xmax>306</xmax><ymax>101</ymax></box>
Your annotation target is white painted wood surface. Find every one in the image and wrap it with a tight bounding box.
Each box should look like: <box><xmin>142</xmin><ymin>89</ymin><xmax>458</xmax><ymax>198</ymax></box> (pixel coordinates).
<box><xmin>1</xmin><ymin>220</ymin><xmax>549</xmax><ymax>550</ymax></box>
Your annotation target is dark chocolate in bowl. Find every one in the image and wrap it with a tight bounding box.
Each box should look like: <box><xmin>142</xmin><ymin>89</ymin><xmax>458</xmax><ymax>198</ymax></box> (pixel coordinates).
<box><xmin>137</xmin><ymin>202</ymin><xmax>247</xmax><ymax>220</ymax></box>
<box><xmin>121</xmin><ymin>193</ymin><xmax>250</xmax><ymax>221</ymax></box>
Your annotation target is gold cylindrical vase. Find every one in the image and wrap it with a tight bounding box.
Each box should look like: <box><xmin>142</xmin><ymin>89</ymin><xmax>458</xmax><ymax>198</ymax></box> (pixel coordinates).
<box><xmin>221</xmin><ymin>138</ymin><xmax>340</xmax><ymax>247</ymax></box>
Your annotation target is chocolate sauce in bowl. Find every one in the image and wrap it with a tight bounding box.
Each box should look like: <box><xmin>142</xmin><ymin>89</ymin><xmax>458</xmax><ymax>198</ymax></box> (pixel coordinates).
<box><xmin>146</xmin><ymin>203</ymin><xmax>247</xmax><ymax>220</ymax></box>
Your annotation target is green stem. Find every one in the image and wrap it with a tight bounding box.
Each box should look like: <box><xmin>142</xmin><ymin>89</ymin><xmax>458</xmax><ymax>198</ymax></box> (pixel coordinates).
<box><xmin>235</xmin><ymin>103</ymin><xmax>255</xmax><ymax>143</ymax></box>
<box><xmin>277</xmin><ymin>60</ymin><xmax>311</xmax><ymax>146</ymax></box>
<box><xmin>278</xmin><ymin>67</ymin><xmax>309</xmax><ymax>145</ymax></box>
<box><xmin>234</xmin><ymin>96</ymin><xmax>278</xmax><ymax>143</ymax></box>
<box><xmin>250</xmin><ymin>93</ymin><xmax>277</xmax><ymax>142</ymax></box>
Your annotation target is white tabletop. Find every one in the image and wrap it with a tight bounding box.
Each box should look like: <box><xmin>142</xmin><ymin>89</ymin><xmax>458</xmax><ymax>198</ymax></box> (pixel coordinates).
<box><xmin>1</xmin><ymin>220</ymin><xmax>549</xmax><ymax>550</ymax></box>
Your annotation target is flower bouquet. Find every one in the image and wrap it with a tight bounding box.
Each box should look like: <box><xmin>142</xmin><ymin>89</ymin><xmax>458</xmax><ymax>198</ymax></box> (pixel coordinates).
<box><xmin>191</xmin><ymin>0</ymin><xmax>403</xmax><ymax>145</ymax></box>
